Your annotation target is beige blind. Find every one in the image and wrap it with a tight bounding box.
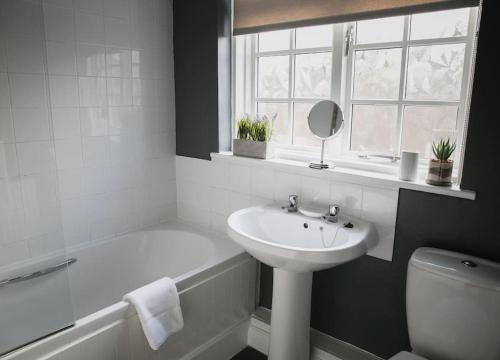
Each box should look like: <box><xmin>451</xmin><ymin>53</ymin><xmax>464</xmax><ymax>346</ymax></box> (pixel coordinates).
<box><xmin>234</xmin><ymin>0</ymin><xmax>479</xmax><ymax>35</ymax></box>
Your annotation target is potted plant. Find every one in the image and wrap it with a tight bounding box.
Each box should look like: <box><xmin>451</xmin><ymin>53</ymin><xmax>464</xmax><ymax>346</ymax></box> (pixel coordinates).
<box><xmin>233</xmin><ymin>114</ymin><xmax>275</xmax><ymax>159</ymax></box>
<box><xmin>426</xmin><ymin>138</ymin><xmax>456</xmax><ymax>186</ymax></box>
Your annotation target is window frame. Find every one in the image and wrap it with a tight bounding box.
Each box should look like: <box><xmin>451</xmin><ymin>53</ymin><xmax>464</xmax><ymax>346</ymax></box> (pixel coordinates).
<box><xmin>251</xmin><ymin>25</ymin><xmax>346</xmax><ymax>150</ymax></box>
<box><xmin>232</xmin><ymin>7</ymin><xmax>478</xmax><ymax>179</ymax></box>
<box><xmin>344</xmin><ymin>7</ymin><xmax>478</xmax><ymax>161</ymax></box>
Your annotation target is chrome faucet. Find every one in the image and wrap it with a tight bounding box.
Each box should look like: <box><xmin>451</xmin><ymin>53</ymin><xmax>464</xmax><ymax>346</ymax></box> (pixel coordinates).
<box><xmin>323</xmin><ymin>204</ymin><xmax>340</xmax><ymax>223</ymax></box>
<box><xmin>282</xmin><ymin>195</ymin><xmax>299</xmax><ymax>212</ymax></box>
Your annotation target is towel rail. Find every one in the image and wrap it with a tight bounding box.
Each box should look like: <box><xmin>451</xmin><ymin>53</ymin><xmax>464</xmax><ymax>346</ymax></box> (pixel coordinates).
<box><xmin>0</xmin><ymin>258</ymin><xmax>77</xmax><ymax>288</ymax></box>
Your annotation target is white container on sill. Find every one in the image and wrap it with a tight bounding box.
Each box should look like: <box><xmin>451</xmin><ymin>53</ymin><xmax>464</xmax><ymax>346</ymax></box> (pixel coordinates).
<box><xmin>399</xmin><ymin>151</ymin><xmax>419</xmax><ymax>181</ymax></box>
<box><xmin>233</xmin><ymin>139</ymin><xmax>274</xmax><ymax>159</ymax></box>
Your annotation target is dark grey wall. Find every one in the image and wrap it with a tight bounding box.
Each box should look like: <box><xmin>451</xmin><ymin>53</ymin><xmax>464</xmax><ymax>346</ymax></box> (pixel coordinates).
<box><xmin>173</xmin><ymin>0</ymin><xmax>231</xmax><ymax>160</ymax></box>
<box><xmin>259</xmin><ymin>3</ymin><xmax>500</xmax><ymax>359</ymax></box>
<box><xmin>217</xmin><ymin>0</ymin><xmax>233</xmax><ymax>152</ymax></box>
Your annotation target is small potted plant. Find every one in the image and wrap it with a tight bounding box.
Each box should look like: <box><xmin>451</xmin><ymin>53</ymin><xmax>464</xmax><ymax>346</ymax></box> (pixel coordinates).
<box><xmin>426</xmin><ymin>138</ymin><xmax>456</xmax><ymax>186</ymax></box>
<box><xmin>233</xmin><ymin>114</ymin><xmax>275</xmax><ymax>159</ymax></box>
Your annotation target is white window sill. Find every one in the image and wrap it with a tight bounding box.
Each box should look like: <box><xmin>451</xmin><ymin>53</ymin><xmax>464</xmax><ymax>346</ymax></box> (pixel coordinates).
<box><xmin>211</xmin><ymin>152</ymin><xmax>476</xmax><ymax>200</ymax></box>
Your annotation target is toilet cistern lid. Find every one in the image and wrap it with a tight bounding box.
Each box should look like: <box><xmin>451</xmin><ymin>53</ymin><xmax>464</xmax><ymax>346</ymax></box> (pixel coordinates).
<box><xmin>389</xmin><ymin>351</ymin><xmax>427</xmax><ymax>360</ymax></box>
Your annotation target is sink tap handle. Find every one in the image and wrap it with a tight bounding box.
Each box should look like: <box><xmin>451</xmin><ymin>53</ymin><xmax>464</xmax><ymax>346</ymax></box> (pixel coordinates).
<box><xmin>323</xmin><ymin>204</ymin><xmax>340</xmax><ymax>223</ymax></box>
<box><xmin>282</xmin><ymin>195</ymin><xmax>299</xmax><ymax>212</ymax></box>
<box><xmin>329</xmin><ymin>204</ymin><xmax>340</xmax><ymax>217</ymax></box>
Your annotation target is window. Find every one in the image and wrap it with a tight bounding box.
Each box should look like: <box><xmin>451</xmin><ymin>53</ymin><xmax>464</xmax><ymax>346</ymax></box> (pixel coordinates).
<box><xmin>233</xmin><ymin>8</ymin><xmax>478</xmax><ymax>169</ymax></box>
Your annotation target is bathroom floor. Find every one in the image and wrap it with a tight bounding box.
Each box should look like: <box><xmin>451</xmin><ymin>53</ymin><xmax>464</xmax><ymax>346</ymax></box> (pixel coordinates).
<box><xmin>231</xmin><ymin>347</ymin><xmax>267</xmax><ymax>359</ymax></box>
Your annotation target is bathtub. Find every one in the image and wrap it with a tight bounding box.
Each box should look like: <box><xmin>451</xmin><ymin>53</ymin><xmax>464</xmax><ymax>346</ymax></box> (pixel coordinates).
<box><xmin>2</xmin><ymin>221</ymin><xmax>257</xmax><ymax>360</ymax></box>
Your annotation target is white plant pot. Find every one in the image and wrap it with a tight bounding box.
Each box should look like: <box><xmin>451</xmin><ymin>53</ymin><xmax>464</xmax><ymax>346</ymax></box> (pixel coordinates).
<box><xmin>233</xmin><ymin>139</ymin><xmax>274</xmax><ymax>159</ymax></box>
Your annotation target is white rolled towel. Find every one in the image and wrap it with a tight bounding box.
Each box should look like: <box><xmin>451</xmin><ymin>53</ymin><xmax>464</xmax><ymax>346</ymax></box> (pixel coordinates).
<box><xmin>123</xmin><ymin>277</ymin><xmax>184</xmax><ymax>350</ymax></box>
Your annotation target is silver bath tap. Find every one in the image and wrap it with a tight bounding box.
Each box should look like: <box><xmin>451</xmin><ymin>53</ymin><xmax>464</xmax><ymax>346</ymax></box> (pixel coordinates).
<box><xmin>323</xmin><ymin>204</ymin><xmax>340</xmax><ymax>223</ymax></box>
<box><xmin>282</xmin><ymin>195</ymin><xmax>299</xmax><ymax>212</ymax></box>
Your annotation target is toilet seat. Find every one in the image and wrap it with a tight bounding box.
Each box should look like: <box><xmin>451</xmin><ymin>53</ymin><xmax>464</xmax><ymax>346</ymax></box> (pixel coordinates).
<box><xmin>389</xmin><ymin>351</ymin><xmax>427</xmax><ymax>360</ymax></box>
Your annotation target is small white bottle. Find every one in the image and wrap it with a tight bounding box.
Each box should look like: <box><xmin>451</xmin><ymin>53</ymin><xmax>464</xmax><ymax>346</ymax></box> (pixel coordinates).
<box><xmin>399</xmin><ymin>151</ymin><xmax>419</xmax><ymax>181</ymax></box>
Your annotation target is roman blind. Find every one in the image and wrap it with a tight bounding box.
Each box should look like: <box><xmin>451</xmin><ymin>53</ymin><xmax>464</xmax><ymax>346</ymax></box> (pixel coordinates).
<box><xmin>233</xmin><ymin>0</ymin><xmax>479</xmax><ymax>35</ymax></box>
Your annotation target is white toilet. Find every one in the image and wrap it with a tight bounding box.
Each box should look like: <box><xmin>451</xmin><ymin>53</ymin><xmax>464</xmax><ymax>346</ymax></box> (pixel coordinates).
<box><xmin>390</xmin><ymin>247</ymin><xmax>500</xmax><ymax>360</ymax></box>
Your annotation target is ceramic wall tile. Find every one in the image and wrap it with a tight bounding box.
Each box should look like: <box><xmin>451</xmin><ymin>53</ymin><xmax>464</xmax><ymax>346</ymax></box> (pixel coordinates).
<box><xmin>0</xmin><ymin>109</ymin><xmax>15</xmax><ymax>143</ymax></box>
<box><xmin>75</xmin><ymin>11</ymin><xmax>105</xmax><ymax>45</ymax></box>
<box><xmin>76</xmin><ymin>43</ymin><xmax>106</xmax><ymax>76</ymax></box>
<box><xmin>49</xmin><ymin>76</ymin><xmax>79</xmax><ymax>107</ymax></box>
<box><xmin>52</xmin><ymin>108</ymin><xmax>80</xmax><ymax>139</ymax></box>
<box><xmin>330</xmin><ymin>181</ymin><xmax>363</xmax><ymax>217</ymax></box>
<box><xmin>301</xmin><ymin>175</ymin><xmax>330</xmax><ymax>206</ymax></box>
<box><xmin>104</xmin><ymin>17</ymin><xmax>130</xmax><ymax>48</ymax></box>
<box><xmin>0</xmin><ymin>74</ymin><xmax>10</xmax><ymax>107</ymax></box>
<box><xmin>12</xmin><ymin>107</ymin><xmax>50</xmax><ymax>141</ymax></box>
<box><xmin>75</xmin><ymin>0</ymin><xmax>104</xmax><ymax>14</ymax></box>
<box><xmin>46</xmin><ymin>41</ymin><xmax>77</xmax><ymax>76</ymax></box>
<box><xmin>2</xmin><ymin>0</ymin><xmax>43</xmax><ymax>38</ymax></box>
<box><xmin>16</xmin><ymin>141</ymin><xmax>56</xmax><ymax>175</ymax></box>
<box><xmin>251</xmin><ymin>167</ymin><xmax>274</xmax><ymax>199</ymax></box>
<box><xmin>229</xmin><ymin>164</ymin><xmax>252</xmax><ymax>193</ymax></box>
<box><xmin>106</xmin><ymin>48</ymin><xmax>132</xmax><ymax>78</ymax></box>
<box><xmin>9</xmin><ymin>74</ymin><xmax>47</xmax><ymax>108</ymax></box>
<box><xmin>273</xmin><ymin>171</ymin><xmax>301</xmax><ymax>203</ymax></box>
<box><xmin>6</xmin><ymin>35</ymin><xmax>44</xmax><ymax>74</ymax></box>
<box><xmin>43</xmin><ymin>4</ymin><xmax>75</xmax><ymax>42</ymax></box>
<box><xmin>103</xmin><ymin>0</ymin><xmax>130</xmax><ymax>20</ymax></box>
<box><xmin>0</xmin><ymin>144</ymin><xmax>19</xmax><ymax>178</ymax></box>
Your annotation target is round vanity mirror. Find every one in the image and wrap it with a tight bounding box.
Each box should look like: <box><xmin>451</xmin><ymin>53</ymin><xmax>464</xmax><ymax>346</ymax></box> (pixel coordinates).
<box><xmin>308</xmin><ymin>100</ymin><xmax>344</xmax><ymax>140</ymax></box>
<box><xmin>307</xmin><ymin>100</ymin><xmax>344</xmax><ymax>169</ymax></box>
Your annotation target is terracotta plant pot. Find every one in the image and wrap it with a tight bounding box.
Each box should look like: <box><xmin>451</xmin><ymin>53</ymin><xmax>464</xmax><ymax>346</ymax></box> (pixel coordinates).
<box><xmin>233</xmin><ymin>139</ymin><xmax>274</xmax><ymax>159</ymax></box>
<box><xmin>426</xmin><ymin>159</ymin><xmax>453</xmax><ymax>186</ymax></box>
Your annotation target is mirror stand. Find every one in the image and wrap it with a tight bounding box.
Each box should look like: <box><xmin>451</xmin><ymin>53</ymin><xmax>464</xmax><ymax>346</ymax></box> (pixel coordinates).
<box><xmin>306</xmin><ymin>100</ymin><xmax>343</xmax><ymax>170</ymax></box>
<box><xmin>309</xmin><ymin>140</ymin><xmax>334</xmax><ymax>170</ymax></box>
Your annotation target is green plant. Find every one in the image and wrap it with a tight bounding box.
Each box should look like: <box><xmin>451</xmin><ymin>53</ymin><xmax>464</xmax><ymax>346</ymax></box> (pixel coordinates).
<box><xmin>236</xmin><ymin>114</ymin><xmax>275</xmax><ymax>142</ymax></box>
<box><xmin>251</xmin><ymin>118</ymin><xmax>273</xmax><ymax>141</ymax></box>
<box><xmin>432</xmin><ymin>138</ymin><xmax>456</xmax><ymax>161</ymax></box>
<box><xmin>236</xmin><ymin>115</ymin><xmax>253</xmax><ymax>140</ymax></box>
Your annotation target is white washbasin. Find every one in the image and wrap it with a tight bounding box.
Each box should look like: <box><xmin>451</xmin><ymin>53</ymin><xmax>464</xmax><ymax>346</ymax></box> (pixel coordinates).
<box><xmin>227</xmin><ymin>204</ymin><xmax>378</xmax><ymax>360</ymax></box>
<box><xmin>227</xmin><ymin>205</ymin><xmax>377</xmax><ymax>272</ymax></box>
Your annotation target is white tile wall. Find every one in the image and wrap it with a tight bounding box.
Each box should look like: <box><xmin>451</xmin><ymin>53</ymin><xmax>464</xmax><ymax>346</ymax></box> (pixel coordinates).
<box><xmin>176</xmin><ymin>156</ymin><xmax>399</xmax><ymax>261</ymax></box>
<box><xmin>0</xmin><ymin>0</ymin><xmax>176</xmax><ymax>268</ymax></box>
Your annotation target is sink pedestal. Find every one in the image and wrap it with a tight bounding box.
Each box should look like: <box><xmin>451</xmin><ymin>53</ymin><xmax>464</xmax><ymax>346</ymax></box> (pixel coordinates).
<box><xmin>227</xmin><ymin>205</ymin><xmax>376</xmax><ymax>359</ymax></box>
<box><xmin>269</xmin><ymin>269</ymin><xmax>313</xmax><ymax>360</ymax></box>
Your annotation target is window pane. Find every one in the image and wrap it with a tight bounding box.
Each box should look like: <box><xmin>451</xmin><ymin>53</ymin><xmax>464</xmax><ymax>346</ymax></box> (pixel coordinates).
<box><xmin>401</xmin><ymin>106</ymin><xmax>458</xmax><ymax>158</ymax></box>
<box><xmin>293</xmin><ymin>103</ymin><xmax>321</xmax><ymax>147</ymax></box>
<box><xmin>294</xmin><ymin>53</ymin><xmax>331</xmax><ymax>98</ymax></box>
<box><xmin>258</xmin><ymin>56</ymin><xmax>289</xmax><ymax>98</ymax></box>
<box><xmin>353</xmin><ymin>48</ymin><xmax>402</xmax><ymax>100</ymax></box>
<box><xmin>351</xmin><ymin>105</ymin><xmax>398</xmax><ymax>153</ymax></box>
<box><xmin>257</xmin><ymin>102</ymin><xmax>290</xmax><ymax>144</ymax></box>
<box><xmin>258</xmin><ymin>30</ymin><xmax>290</xmax><ymax>52</ymax></box>
<box><xmin>296</xmin><ymin>25</ymin><xmax>333</xmax><ymax>49</ymax></box>
<box><xmin>356</xmin><ymin>16</ymin><xmax>404</xmax><ymax>44</ymax></box>
<box><xmin>410</xmin><ymin>9</ymin><xmax>469</xmax><ymax>40</ymax></box>
<box><xmin>405</xmin><ymin>44</ymin><xmax>465</xmax><ymax>101</ymax></box>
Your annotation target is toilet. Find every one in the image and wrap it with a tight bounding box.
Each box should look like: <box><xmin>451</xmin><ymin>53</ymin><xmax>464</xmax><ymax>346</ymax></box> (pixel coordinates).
<box><xmin>390</xmin><ymin>247</ymin><xmax>500</xmax><ymax>360</ymax></box>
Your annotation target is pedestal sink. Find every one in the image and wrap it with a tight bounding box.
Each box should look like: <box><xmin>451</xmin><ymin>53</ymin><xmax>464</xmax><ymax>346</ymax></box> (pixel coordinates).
<box><xmin>227</xmin><ymin>205</ymin><xmax>377</xmax><ymax>360</ymax></box>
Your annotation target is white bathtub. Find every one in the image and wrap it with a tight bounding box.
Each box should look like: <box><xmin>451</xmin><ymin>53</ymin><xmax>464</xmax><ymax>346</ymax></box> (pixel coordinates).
<box><xmin>3</xmin><ymin>221</ymin><xmax>257</xmax><ymax>360</ymax></box>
